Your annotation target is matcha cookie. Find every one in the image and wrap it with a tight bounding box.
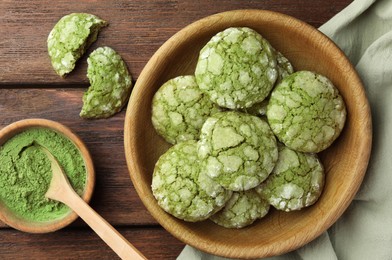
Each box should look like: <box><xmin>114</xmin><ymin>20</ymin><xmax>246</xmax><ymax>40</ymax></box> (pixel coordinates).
<box><xmin>242</xmin><ymin>99</ymin><xmax>269</xmax><ymax>117</ymax></box>
<box><xmin>256</xmin><ymin>145</ymin><xmax>324</xmax><ymax>212</ymax></box>
<box><xmin>266</xmin><ymin>71</ymin><xmax>346</xmax><ymax>153</ymax></box>
<box><xmin>151</xmin><ymin>75</ymin><xmax>221</xmax><ymax>144</ymax></box>
<box><xmin>210</xmin><ymin>189</ymin><xmax>270</xmax><ymax>228</ymax></box>
<box><xmin>275</xmin><ymin>50</ymin><xmax>294</xmax><ymax>84</ymax></box>
<box><xmin>198</xmin><ymin>111</ymin><xmax>278</xmax><ymax>191</ymax></box>
<box><xmin>195</xmin><ymin>27</ymin><xmax>278</xmax><ymax>109</ymax></box>
<box><xmin>80</xmin><ymin>46</ymin><xmax>132</xmax><ymax>119</ymax></box>
<box><xmin>47</xmin><ymin>13</ymin><xmax>107</xmax><ymax>77</ymax></box>
<box><xmin>241</xmin><ymin>51</ymin><xmax>293</xmax><ymax>117</ymax></box>
<box><xmin>152</xmin><ymin>140</ymin><xmax>232</xmax><ymax>222</ymax></box>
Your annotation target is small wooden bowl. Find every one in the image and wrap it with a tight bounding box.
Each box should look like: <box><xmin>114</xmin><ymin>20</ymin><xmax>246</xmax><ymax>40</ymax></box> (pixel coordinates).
<box><xmin>124</xmin><ymin>10</ymin><xmax>372</xmax><ymax>259</ymax></box>
<box><xmin>0</xmin><ymin>118</ymin><xmax>95</xmax><ymax>233</ymax></box>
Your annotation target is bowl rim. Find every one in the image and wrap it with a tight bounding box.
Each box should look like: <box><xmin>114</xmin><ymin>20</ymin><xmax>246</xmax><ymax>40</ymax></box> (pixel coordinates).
<box><xmin>124</xmin><ymin>9</ymin><xmax>372</xmax><ymax>258</ymax></box>
<box><xmin>0</xmin><ymin>118</ymin><xmax>95</xmax><ymax>233</ymax></box>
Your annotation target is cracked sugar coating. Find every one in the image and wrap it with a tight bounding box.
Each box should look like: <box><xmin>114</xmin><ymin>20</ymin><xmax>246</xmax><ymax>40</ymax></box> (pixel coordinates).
<box><xmin>242</xmin><ymin>99</ymin><xmax>269</xmax><ymax>117</ymax></box>
<box><xmin>80</xmin><ymin>46</ymin><xmax>132</xmax><ymax>119</ymax></box>
<box><xmin>242</xmin><ymin>51</ymin><xmax>293</xmax><ymax>117</ymax></box>
<box><xmin>195</xmin><ymin>27</ymin><xmax>278</xmax><ymax>109</ymax></box>
<box><xmin>275</xmin><ymin>50</ymin><xmax>294</xmax><ymax>84</ymax></box>
<box><xmin>266</xmin><ymin>71</ymin><xmax>346</xmax><ymax>153</ymax></box>
<box><xmin>47</xmin><ymin>13</ymin><xmax>107</xmax><ymax>77</ymax></box>
<box><xmin>151</xmin><ymin>75</ymin><xmax>221</xmax><ymax>144</ymax></box>
<box><xmin>152</xmin><ymin>140</ymin><xmax>232</xmax><ymax>222</ymax></box>
<box><xmin>256</xmin><ymin>145</ymin><xmax>324</xmax><ymax>212</ymax></box>
<box><xmin>210</xmin><ymin>189</ymin><xmax>270</xmax><ymax>229</ymax></box>
<box><xmin>198</xmin><ymin>111</ymin><xmax>278</xmax><ymax>191</ymax></box>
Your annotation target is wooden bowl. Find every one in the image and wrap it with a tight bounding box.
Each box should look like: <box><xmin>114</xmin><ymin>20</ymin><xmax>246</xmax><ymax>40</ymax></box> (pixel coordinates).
<box><xmin>124</xmin><ymin>10</ymin><xmax>372</xmax><ymax>258</ymax></box>
<box><xmin>0</xmin><ymin>118</ymin><xmax>95</xmax><ymax>233</ymax></box>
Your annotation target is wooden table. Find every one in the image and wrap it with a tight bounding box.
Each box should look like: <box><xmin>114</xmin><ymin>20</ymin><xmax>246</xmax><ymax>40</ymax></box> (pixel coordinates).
<box><xmin>0</xmin><ymin>1</ymin><xmax>352</xmax><ymax>259</ymax></box>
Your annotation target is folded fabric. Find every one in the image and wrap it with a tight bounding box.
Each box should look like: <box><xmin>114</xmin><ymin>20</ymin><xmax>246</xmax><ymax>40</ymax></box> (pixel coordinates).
<box><xmin>178</xmin><ymin>0</ymin><xmax>392</xmax><ymax>259</ymax></box>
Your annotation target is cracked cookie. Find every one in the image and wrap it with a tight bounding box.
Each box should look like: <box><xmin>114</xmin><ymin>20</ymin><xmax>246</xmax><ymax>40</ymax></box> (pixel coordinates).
<box><xmin>151</xmin><ymin>75</ymin><xmax>221</xmax><ymax>144</ymax></box>
<box><xmin>47</xmin><ymin>13</ymin><xmax>107</xmax><ymax>77</ymax></box>
<box><xmin>241</xmin><ymin>99</ymin><xmax>269</xmax><ymax>117</ymax></box>
<box><xmin>152</xmin><ymin>140</ymin><xmax>232</xmax><ymax>222</ymax></box>
<box><xmin>80</xmin><ymin>46</ymin><xmax>132</xmax><ymax>119</ymax></box>
<box><xmin>198</xmin><ymin>111</ymin><xmax>278</xmax><ymax>191</ymax></box>
<box><xmin>256</xmin><ymin>145</ymin><xmax>324</xmax><ymax>211</ymax></box>
<box><xmin>266</xmin><ymin>71</ymin><xmax>346</xmax><ymax>153</ymax></box>
<box><xmin>243</xmin><ymin>51</ymin><xmax>293</xmax><ymax>117</ymax></box>
<box><xmin>210</xmin><ymin>189</ymin><xmax>270</xmax><ymax>228</ymax></box>
<box><xmin>195</xmin><ymin>27</ymin><xmax>278</xmax><ymax>109</ymax></box>
<box><xmin>275</xmin><ymin>50</ymin><xmax>294</xmax><ymax>84</ymax></box>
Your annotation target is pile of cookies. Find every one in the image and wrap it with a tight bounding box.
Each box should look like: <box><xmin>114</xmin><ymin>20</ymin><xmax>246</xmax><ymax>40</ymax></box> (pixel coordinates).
<box><xmin>151</xmin><ymin>27</ymin><xmax>347</xmax><ymax>228</ymax></box>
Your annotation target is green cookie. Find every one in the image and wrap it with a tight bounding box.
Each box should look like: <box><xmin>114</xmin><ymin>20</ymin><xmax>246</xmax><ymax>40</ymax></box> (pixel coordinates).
<box><xmin>242</xmin><ymin>51</ymin><xmax>293</xmax><ymax>117</ymax></box>
<box><xmin>151</xmin><ymin>75</ymin><xmax>221</xmax><ymax>144</ymax></box>
<box><xmin>275</xmin><ymin>50</ymin><xmax>294</xmax><ymax>84</ymax></box>
<box><xmin>256</xmin><ymin>145</ymin><xmax>325</xmax><ymax>212</ymax></box>
<box><xmin>266</xmin><ymin>71</ymin><xmax>346</xmax><ymax>153</ymax></box>
<box><xmin>195</xmin><ymin>27</ymin><xmax>278</xmax><ymax>109</ymax></box>
<box><xmin>152</xmin><ymin>140</ymin><xmax>232</xmax><ymax>222</ymax></box>
<box><xmin>47</xmin><ymin>13</ymin><xmax>107</xmax><ymax>77</ymax></box>
<box><xmin>198</xmin><ymin>111</ymin><xmax>278</xmax><ymax>191</ymax></box>
<box><xmin>210</xmin><ymin>189</ymin><xmax>270</xmax><ymax>229</ymax></box>
<box><xmin>80</xmin><ymin>46</ymin><xmax>132</xmax><ymax>119</ymax></box>
<box><xmin>241</xmin><ymin>99</ymin><xmax>269</xmax><ymax>117</ymax></box>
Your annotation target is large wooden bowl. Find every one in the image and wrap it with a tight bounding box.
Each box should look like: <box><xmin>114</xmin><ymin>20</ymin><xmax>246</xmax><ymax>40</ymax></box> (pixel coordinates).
<box><xmin>124</xmin><ymin>10</ymin><xmax>372</xmax><ymax>258</ymax></box>
<box><xmin>0</xmin><ymin>118</ymin><xmax>95</xmax><ymax>233</ymax></box>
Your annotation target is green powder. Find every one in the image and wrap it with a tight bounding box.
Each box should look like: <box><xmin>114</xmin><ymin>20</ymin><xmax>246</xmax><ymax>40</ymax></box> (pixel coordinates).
<box><xmin>0</xmin><ymin>128</ymin><xmax>87</xmax><ymax>222</ymax></box>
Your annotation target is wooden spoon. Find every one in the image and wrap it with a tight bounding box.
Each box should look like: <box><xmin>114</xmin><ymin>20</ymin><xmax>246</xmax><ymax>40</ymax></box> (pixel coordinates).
<box><xmin>39</xmin><ymin>144</ymin><xmax>146</xmax><ymax>260</ymax></box>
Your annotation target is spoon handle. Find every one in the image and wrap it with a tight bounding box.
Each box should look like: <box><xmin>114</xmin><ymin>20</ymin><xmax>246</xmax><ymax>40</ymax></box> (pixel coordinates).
<box><xmin>40</xmin><ymin>143</ymin><xmax>145</xmax><ymax>259</ymax></box>
<box><xmin>60</xmin><ymin>189</ymin><xmax>146</xmax><ymax>260</ymax></box>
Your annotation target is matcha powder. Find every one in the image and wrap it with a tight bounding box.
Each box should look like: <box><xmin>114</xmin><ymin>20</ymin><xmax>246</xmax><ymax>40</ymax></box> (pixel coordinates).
<box><xmin>0</xmin><ymin>128</ymin><xmax>87</xmax><ymax>222</ymax></box>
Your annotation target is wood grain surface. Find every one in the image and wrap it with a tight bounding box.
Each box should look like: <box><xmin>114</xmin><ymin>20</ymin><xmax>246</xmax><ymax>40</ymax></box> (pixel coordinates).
<box><xmin>0</xmin><ymin>227</ymin><xmax>183</xmax><ymax>260</ymax></box>
<box><xmin>0</xmin><ymin>0</ymin><xmax>352</xmax><ymax>259</ymax></box>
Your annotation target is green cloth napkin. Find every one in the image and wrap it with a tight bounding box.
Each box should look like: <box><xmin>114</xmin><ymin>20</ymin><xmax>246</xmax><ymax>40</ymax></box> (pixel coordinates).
<box><xmin>178</xmin><ymin>0</ymin><xmax>392</xmax><ymax>259</ymax></box>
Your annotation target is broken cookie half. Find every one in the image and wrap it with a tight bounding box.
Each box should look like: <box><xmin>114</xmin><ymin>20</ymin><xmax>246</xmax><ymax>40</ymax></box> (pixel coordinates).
<box><xmin>80</xmin><ymin>46</ymin><xmax>133</xmax><ymax>119</ymax></box>
<box><xmin>47</xmin><ymin>13</ymin><xmax>107</xmax><ymax>77</ymax></box>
